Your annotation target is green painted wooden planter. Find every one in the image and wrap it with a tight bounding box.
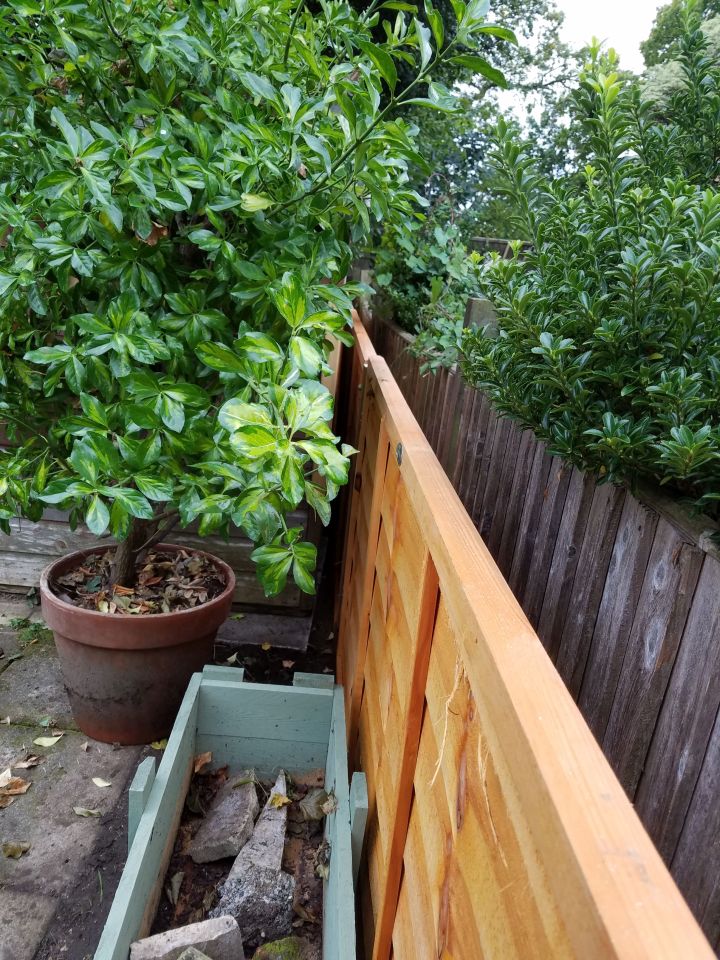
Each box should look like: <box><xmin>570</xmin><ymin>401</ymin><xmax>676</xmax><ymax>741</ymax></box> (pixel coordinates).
<box><xmin>95</xmin><ymin>665</ymin><xmax>367</xmax><ymax>960</ymax></box>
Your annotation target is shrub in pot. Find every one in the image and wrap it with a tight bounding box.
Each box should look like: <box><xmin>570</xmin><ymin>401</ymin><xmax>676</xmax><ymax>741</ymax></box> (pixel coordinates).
<box><xmin>0</xmin><ymin>0</ymin><xmax>509</xmax><ymax>741</ymax></box>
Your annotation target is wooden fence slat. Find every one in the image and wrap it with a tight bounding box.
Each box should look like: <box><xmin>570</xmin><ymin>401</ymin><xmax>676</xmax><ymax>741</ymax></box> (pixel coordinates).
<box><xmin>602</xmin><ymin>519</ymin><xmax>704</xmax><ymax>798</ymax></box>
<box><xmin>537</xmin><ymin>468</ymin><xmax>595</xmax><ymax>660</ymax></box>
<box><xmin>634</xmin><ymin>557</ymin><xmax>720</xmax><ymax>862</ymax></box>
<box><xmin>495</xmin><ymin>429</ymin><xmax>537</xmax><ymax>577</ymax></box>
<box><xmin>671</xmin><ymin>704</ymin><xmax>720</xmax><ymax>946</ymax></box>
<box><xmin>555</xmin><ymin>483</ymin><xmax>626</xmax><ymax>695</ymax></box>
<box><xmin>507</xmin><ymin>441</ymin><xmax>553</xmax><ymax>596</ymax></box>
<box><xmin>521</xmin><ymin>459</ymin><xmax>575</xmax><ymax>631</ymax></box>
<box><xmin>578</xmin><ymin>496</ymin><xmax>659</xmax><ymax>740</ymax></box>
<box><xmin>485</xmin><ymin>421</ymin><xmax>523</xmax><ymax>556</ymax></box>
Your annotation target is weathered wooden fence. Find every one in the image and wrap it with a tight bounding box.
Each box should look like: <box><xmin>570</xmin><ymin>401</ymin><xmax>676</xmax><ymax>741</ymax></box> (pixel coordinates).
<box><xmin>336</xmin><ymin>312</ymin><xmax>713</xmax><ymax>959</ymax></box>
<box><xmin>365</xmin><ymin>309</ymin><xmax>720</xmax><ymax>948</ymax></box>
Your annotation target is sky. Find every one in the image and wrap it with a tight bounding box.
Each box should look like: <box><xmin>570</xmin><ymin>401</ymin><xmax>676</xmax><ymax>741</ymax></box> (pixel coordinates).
<box><xmin>555</xmin><ymin>0</ymin><xmax>665</xmax><ymax>72</ymax></box>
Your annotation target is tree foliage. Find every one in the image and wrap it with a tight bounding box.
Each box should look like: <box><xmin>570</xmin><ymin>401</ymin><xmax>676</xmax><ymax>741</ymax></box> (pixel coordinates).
<box><xmin>642</xmin><ymin>0</ymin><xmax>720</xmax><ymax>66</ymax></box>
<box><xmin>459</xmin><ymin>35</ymin><xmax>720</xmax><ymax>516</ymax></box>
<box><xmin>0</xmin><ymin>0</ymin><xmax>507</xmax><ymax>595</ymax></box>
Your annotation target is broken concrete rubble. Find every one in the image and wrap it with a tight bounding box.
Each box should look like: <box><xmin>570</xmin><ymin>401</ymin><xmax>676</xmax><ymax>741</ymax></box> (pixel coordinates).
<box><xmin>129</xmin><ymin>915</ymin><xmax>244</xmax><ymax>960</ymax></box>
<box><xmin>176</xmin><ymin>950</ymin><xmax>212</xmax><ymax>960</ymax></box>
<box><xmin>212</xmin><ymin>770</ymin><xmax>296</xmax><ymax>945</ymax></box>
<box><xmin>188</xmin><ymin>769</ymin><xmax>259</xmax><ymax>864</ymax></box>
<box><xmin>228</xmin><ymin>770</ymin><xmax>288</xmax><ymax>877</ymax></box>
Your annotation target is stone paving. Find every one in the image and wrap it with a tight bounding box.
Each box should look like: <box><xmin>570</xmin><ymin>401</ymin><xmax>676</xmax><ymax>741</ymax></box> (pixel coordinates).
<box><xmin>0</xmin><ymin>594</ymin><xmax>143</xmax><ymax>960</ymax></box>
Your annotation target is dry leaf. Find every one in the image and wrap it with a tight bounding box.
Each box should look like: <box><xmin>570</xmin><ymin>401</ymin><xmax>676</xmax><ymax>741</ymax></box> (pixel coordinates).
<box><xmin>92</xmin><ymin>778</ymin><xmax>112</xmax><ymax>788</ymax></box>
<box><xmin>261</xmin><ymin>642</ymin><xmax>272</xmax><ymax>651</ymax></box>
<box><xmin>2</xmin><ymin>841</ymin><xmax>30</xmax><ymax>859</ymax></box>
<box><xmin>193</xmin><ymin>751</ymin><xmax>212</xmax><ymax>774</ymax></box>
<box><xmin>299</xmin><ymin>788</ymin><xmax>329</xmax><ymax>821</ymax></box>
<box><xmin>225</xmin><ymin>652</ymin><xmax>238</xmax><ymax>664</ymax></box>
<box><xmin>1</xmin><ymin>717</ymin><xmax>10</xmax><ymax>725</ymax></box>
<box><xmin>73</xmin><ymin>806</ymin><xmax>101</xmax><ymax>817</ymax></box>
<box><xmin>269</xmin><ymin>792</ymin><xmax>291</xmax><ymax>809</ymax></box>
<box><xmin>282</xmin><ymin>659</ymin><xmax>295</xmax><ymax>669</ymax></box>
<box><xmin>322</xmin><ymin>792</ymin><xmax>338</xmax><ymax>816</ymax></box>
<box><xmin>12</xmin><ymin>754</ymin><xmax>42</xmax><ymax>770</ymax></box>
<box><xmin>0</xmin><ymin>769</ymin><xmax>31</xmax><ymax>797</ymax></box>
<box><xmin>150</xmin><ymin>739</ymin><xmax>168</xmax><ymax>751</ymax></box>
<box><xmin>165</xmin><ymin>870</ymin><xmax>184</xmax><ymax>906</ymax></box>
<box><xmin>33</xmin><ymin>734</ymin><xmax>63</xmax><ymax>747</ymax></box>
<box><xmin>0</xmin><ymin>796</ymin><xmax>15</xmax><ymax>809</ymax></box>
<box><xmin>80</xmin><ymin>741</ymin><xmax>90</xmax><ymax>752</ymax></box>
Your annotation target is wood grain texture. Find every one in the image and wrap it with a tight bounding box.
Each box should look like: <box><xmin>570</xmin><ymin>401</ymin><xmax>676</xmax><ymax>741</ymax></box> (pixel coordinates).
<box><xmin>554</xmin><ymin>482</ymin><xmax>626</xmax><ymax>695</ymax></box>
<box><xmin>634</xmin><ymin>556</ymin><xmax>720</xmax><ymax>862</ymax></box>
<box><xmin>602</xmin><ymin>518</ymin><xmax>703</xmax><ymax>798</ymax></box>
<box><xmin>338</xmin><ymin>312</ymin><xmax>713</xmax><ymax>960</ymax></box>
<box><xmin>578</xmin><ymin>496</ymin><xmax>659</xmax><ymax>740</ymax></box>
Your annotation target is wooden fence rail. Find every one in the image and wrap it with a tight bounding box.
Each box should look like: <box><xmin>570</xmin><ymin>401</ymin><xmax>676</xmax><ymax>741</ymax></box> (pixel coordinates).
<box><xmin>336</xmin><ymin>312</ymin><xmax>713</xmax><ymax>959</ymax></box>
<box><xmin>367</xmin><ymin>311</ymin><xmax>720</xmax><ymax>949</ymax></box>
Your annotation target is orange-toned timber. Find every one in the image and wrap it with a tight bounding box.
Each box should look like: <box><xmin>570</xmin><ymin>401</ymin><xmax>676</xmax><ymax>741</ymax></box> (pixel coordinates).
<box><xmin>337</xmin><ymin>311</ymin><xmax>714</xmax><ymax>960</ymax></box>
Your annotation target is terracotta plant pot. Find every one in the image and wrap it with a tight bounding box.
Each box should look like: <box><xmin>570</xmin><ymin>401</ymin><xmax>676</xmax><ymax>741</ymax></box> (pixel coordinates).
<box><xmin>40</xmin><ymin>543</ymin><xmax>235</xmax><ymax>745</ymax></box>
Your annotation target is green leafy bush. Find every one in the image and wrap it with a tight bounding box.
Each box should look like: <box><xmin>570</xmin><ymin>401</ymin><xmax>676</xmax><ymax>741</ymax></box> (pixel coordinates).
<box><xmin>0</xmin><ymin>0</ymin><xmax>507</xmax><ymax>595</ymax></box>
<box><xmin>462</xmin><ymin>32</ymin><xmax>720</xmax><ymax>516</ymax></box>
<box><xmin>373</xmin><ymin>202</ymin><xmax>481</xmax><ymax>358</ymax></box>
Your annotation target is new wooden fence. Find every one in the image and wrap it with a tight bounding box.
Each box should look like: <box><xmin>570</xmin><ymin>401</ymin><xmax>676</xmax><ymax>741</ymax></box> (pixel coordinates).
<box><xmin>367</xmin><ymin>310</ymin><xmax>720</xmax><ymax>948</ymax></box>
<box><xmin>336</xmin><ymin>312</ymin><xmax>714</xmax><ymax>959</ymax></box>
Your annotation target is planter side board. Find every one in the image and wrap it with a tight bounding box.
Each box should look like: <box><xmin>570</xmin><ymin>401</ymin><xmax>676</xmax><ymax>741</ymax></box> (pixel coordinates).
<box><xmin>96</xmin><ymin>667</ymin><xmax>358</xmax><ymax>960</ymax></box>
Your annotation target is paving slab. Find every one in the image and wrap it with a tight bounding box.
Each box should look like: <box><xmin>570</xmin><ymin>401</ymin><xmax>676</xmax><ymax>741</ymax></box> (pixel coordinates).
<box><xmin>0</xmin><ymin>597</ymin><xmax>146</xmax><ymax>960</ymax></box>
<box><xmin>0</xmin><ymin>887</ymin><xmax>58</xmax><ymax>960</ymax></box>
<box><xmin>0</xmin><ymin>634</ymin><xmax>76</xmax><ymax>728</ymax></box>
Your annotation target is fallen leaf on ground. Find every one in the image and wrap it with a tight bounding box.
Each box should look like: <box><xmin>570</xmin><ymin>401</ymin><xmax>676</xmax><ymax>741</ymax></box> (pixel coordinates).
<box><xmin>73</xmin><ymin>806</ymin><xmax>101</xmax><ymax>817</ymax></box>
<box><xmin>150</xmin><ymin>739</ymin><xmax>168</xmax><ymax>751</ymax></box>
<box><xmin>261</xmin><ymin>642</ymin><xmax>272</xmax><ymax>651</ymax></box>
<box><xmin>12</xmin><ymin>755</ymin><xmax>42</xmax><ymax>770</ymax></box>
<box><xmin>38</xmin><ymin>716</ymin><xmax>54</xmax><ymax>728</ymax></box>
<box><xmin>33</xmin><ymin>735</ymin><xmax>63</xmax><ymax>747</ymax></box>
<box><xmin>92</xmin><ymin>778</ymin><xmax>112</xmax><ymax>788</ymax></box>
<box><xmin>0</xmin><ymin>717</ymin><xmax>9</xmax><ymax>725</ymax></box>
<box><xmin>229</xmin><ymin>613</ymin><xmax>245</xmax><ymax>621</ymax></box>
<box><xmin>165</xmin><ymin>870</ymin><xmax>184</xmax><ymax>906</ymax></box>
<box><xmin>193</xmin><ymin>751</ymin><xmax>212</xmax><ymax>774</ymax></box>
<box><xmin>269</xmin><ymin>792</ymin><xmax>292</xmax><ymax>809</ymax></box>
<box><xmin>225</xmin><ymin>652</ymin><xmax>238</xmax><ymax>664</ymax></box>
<box><xmin>0</xmin><ymin>769</ymin><xmax>31</xmax><ymax>797</ymax></box>
<box><xmin>299</xmin><ymin>788</ymin><xmax>329</xmax><ymax>821</ymax></box>
<box><xmin>282</xmin><ymin>660</ymin><xmax>295</xmax><ymax>669</ymax></box>
<box><xmin>2</xmin><ymin>841</ymin><xmax>30</xmax><ymax>858</ymax></box>
<box><xmin>80</xmin><ymin>741</ymin><xmax>90</xmax><ymax>752</ymax></box>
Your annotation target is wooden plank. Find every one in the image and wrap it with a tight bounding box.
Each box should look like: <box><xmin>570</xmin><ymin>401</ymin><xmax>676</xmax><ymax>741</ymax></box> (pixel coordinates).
<box><xmin>351</xmin><ymin>772</ymin><xmax>369</xmax><ymax>886</ymax></box>
<box><xmin>537</xmin><ymin>469</ymin><xmax>595</xmax><ymax>660</ymax></box>
<box><xmin>671</xmin><ymin>706</ymin><xmax>720</xmax><ymax>946</ymax></box>
<box><xmin>577</xmin><ymin>496</ymin><xmax>658</xmax><ymax>740</ymax></box>
<box><xmin>507</xmin><ymin>441</ymin><xmax>553</xmax><ymax>596</ymax></box>
<box><xmin>127</xmin><ymin>757</ymin><xmax>155</xmax><ymax>854</ymax></box>
<box><xmin>634</xmin><ymin>556</ymin><xmax>720</xmax><ymax>862</ymax></box>
<box><xmin>484</xmin><ymin>420</ymin><xmax>522</xmax><ymax>555</ymax></box>
<box><xmin>521</xmin><ymin>458</ymin><xmax>575</xmax><ymax>631</ymax></box>
<box><xmin>602</xmin><ymin>518</ymin><xmax>703</xmax><ymax>798</ymax></box>
<box><xmin>493</xmin><ymin>428</ymin><xmax>536</xmax><ymax>574</ymax></box>
<box><xmin>554</xmin><ymin>482</ymin><xmax>626</xmax><ymax>694</ymax></box>
<box><xmin>197</xmin><ymin>679</ymin><xmax>333</xmax><ymax>743</ymax></box>
<box><xmin>458</xmin><ymin>393</ymin><xmax>490</xmax><ymax>512</ymax></box>
<box><xmin>324</xmin><ymin>686</ymin><xmax>357</xmax><ymax>960</ymax></box>
<box><xmin>371</xmin><ymin>556</ymin><xmax>439</xmax><ymax>960</ymax></box>
<box><xmin>95</xmin><ymin>673</ymin><xmax>201</xmax><ymax>960</ymax></box>
<box><xmin>473</xmin><ymin>413</ymin><xmax>511</xmax><ymax>538</ymax></box>
<box><xmin>450</xmin><ymin>384</ymin><xmax>476</xmax><ymax>490</ymax></box>
<box><xmin>195</xmin><ymin>733</ymin><xmax>329</xmax><ymax>779</ymax></box>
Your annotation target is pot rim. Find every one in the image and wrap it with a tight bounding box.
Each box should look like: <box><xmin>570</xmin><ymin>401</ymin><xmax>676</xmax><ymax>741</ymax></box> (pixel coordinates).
<box><xmin>39</xmin><ymin>541</ymin><xmax>236</xmax><ymax>622</ymax></box>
